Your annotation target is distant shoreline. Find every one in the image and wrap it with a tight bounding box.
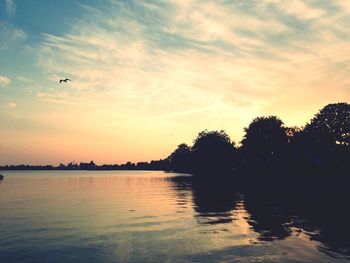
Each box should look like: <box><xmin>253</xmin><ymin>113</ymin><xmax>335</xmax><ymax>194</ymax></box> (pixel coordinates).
<box><xmin>0</xmin><ymin>167</ymin><xmax>165</xmax><ymax>171</ymax></box>
<box><xmin>2</xmin><ymin>102</ymin><xmax>349</xmax><ymax>177</ymax></box>
<box><xmin>0</xmin><ymin>160</ymin><xmax>167</xmax><ymax>171</ymax></box>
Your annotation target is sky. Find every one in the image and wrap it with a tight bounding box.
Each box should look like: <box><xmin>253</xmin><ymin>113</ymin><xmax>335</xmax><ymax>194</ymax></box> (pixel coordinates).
<box><xmin>1</xmin><ymin>0</ymin><xmax>350</xmax><ymax>165</ymax></box>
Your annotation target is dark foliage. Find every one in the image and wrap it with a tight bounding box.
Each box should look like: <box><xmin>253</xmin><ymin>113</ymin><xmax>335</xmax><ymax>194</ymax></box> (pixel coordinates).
<box><xmin>287</xmin><ymin>103</ymin><xmax>350</xmax><ymax>174</ymax></box>
<box><xmin>240</xmin><ymin>116</ymin><xmax>288</xmax><ymax>172</ymax></box>
<box><xmin>167</xmin><ymin>143</ymin><xmax>192</xmax><ymax>173</ymax></box>
<box><xmin>304</xmin><ymin>102</ymin><xmax>350</xmax><ymax>146</ymax></box>
<box><xmin>191</xmin><ymin>130</ymin><xmax>237</xmax><ymax>174</ymax></box>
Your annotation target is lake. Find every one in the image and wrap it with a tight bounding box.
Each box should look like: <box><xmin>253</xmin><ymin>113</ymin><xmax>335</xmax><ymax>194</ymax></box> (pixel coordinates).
<box><xmin>0</xmin><ymin>170</ymin><xmax>349</xmax><ymax>263</ymax></box>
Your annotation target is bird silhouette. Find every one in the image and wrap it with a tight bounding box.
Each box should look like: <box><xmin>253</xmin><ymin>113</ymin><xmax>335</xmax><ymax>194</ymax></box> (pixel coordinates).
<box><xmin>59</xmin><ymin>78</ymin><xmax>71</xmax><ymax>83</ymax></box>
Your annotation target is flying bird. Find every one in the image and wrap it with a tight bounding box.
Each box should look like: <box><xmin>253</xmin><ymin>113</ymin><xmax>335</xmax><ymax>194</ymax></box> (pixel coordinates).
<box><xmin>59</xmin><ymin>78</ymin><xmax>71</xmax><ymax>83</ymax></box>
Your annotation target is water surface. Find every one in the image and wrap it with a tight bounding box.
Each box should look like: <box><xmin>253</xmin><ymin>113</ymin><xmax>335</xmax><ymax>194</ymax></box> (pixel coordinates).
<box><xmin>0</xmin><ymin>171</ymin><xmax>349</xmax><ymax>262</ymax></box>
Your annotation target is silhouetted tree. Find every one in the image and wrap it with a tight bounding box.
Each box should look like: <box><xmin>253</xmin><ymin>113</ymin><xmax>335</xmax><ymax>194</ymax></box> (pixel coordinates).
<box><xmin>191</xmin><ymin>130</ymin><xmax>237</xmax><ymax>173</ymax></box>
<box><xmin>79</xmin><ymin>161</ymin><xmax>96</xmax><ymax>170</ymax></box>
<box><xmin>290</xmin><ymin>103</ymin><xmax>350</xmax><ymax>173</ymax></box>
<box><xmin>168</xmin><ymin>143</ymin><xmax>192</xmax><ymax>172</ymax></box>
<box><xmin>148</xmin><ymin>159</ymin><xmax>170</xmax><ymax>170</ymax></box>
<box><xmin>240</xmin><ymin>116</ymin><xmax>288</xmax><ymax>170</ymax></box>
<box><xmin>304</xmin><ymin>103</ymin><xmax>350</xmax><ymax>146</ymax></box>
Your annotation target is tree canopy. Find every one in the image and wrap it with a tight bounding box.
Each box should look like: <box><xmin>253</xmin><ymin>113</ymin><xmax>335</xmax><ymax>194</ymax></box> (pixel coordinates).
<box><xmin>304</xmin><ymin>103</ymin><xmax>350</xmax><ymax>146</ymax></box>
<box><xmin>168</xmin><ymin>143</ymin><xmax>192</xmax><ymax>172</ymax></box>
<box><xmin>241</xmin><ymin>116</ymin><xmax>288</xmax><ymax>158</ymax></box>
<box><xmin>192</xmin><ymin>130</ymin><xmax>237</xmax><ymax>173</ymax></box>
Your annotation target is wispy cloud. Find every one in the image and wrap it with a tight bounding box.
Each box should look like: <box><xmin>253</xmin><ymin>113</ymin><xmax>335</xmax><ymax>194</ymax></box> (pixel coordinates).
<box><xmin>7</xmin><ymin>102</ymin><xmax>16</xmax><ymax>108</ymax></box>
<box><xmin>33</xmin><ymin>0</ymin><xmax>350</xmax><ymax>142</ymax></box>
<box><xmin>0</xmin><ymin>22</ymin><xmax>26</xmax><ymax>49</ymax></box>
<box><xmin>17</xmin><ymin>76</ymin><xmax>33</xmax><ymax>82</ymax></box>
<box><xmin>0</xmin><ymin>75</ymin><xmax>10</xmax><ymax>87</ymax></box>
<box><xmin>5</xmin><ymin>0</ymin><xmax>15</xmax><ymax>16</ymax></box>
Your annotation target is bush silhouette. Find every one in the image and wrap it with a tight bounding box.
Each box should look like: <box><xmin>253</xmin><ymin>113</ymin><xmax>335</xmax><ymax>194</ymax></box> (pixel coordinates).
<box><xmin>240</xmin><ymin>116</ymin><xmax>288</xmax><ymax>169</ymax></box>
<box><xmin>191</xmin><ymin>130</ymin><xmax>237</xmax><ymax>173</ymax></box>
<box><xmin>168</xmin><ymin>143</ymin><xmax>192</xmax><ymax>172</ymax></box>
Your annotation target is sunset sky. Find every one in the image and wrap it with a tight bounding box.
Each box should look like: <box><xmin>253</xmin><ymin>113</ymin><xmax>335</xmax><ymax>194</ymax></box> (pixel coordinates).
<box><xmin>1</xmin><ymin>0</ymin><xmax>350</xmax><ymax>165</ymax></box>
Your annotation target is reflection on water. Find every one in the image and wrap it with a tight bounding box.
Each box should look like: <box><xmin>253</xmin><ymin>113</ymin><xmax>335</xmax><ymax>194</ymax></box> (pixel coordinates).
<box><xmin>0</xmin><ymin>171</ymin><xmax>349</xmax><ymax>262</ymax></box>
<box><xmin>170</xmin><ymin>175</ymin><xmax>350</xmax><ymax>262</ymax></box>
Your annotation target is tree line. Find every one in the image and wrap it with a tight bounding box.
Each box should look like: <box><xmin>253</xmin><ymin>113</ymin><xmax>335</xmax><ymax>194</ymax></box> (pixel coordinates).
<box><xmin>166</xmin><ymin>102</ymin><xmax>350</xmax><ymax>176</ymax></box>
<box><xmin>1</xmin><ymin>102</ymin><xmax>349</xmax><ymax>176</ymax></box>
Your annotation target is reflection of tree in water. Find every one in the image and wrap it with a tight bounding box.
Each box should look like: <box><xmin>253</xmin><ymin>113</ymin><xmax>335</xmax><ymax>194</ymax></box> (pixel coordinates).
<box><xmin>312</xmin><ymin>222</ymin><xmax>350</xmax><ymax>258</ymax></box>
<box><xmin>170</xmin><ymin>176</ymin><xmax>243</xmax><ymax>225</ymax></box>
<box><xmin>191</xmin><ymin>178</ymin><xmax>242</xmax><ymax>225</ymax></box>
<box><xmin>245</xmin><ymin>181</ymin><xmax>350</xmax><ymax>258</ymax></box>
<box><xmin>169</xmin><ymin>175</ymin><xmax>350</xmax><ymax>259</ymax></box>
<box><xmin>288</xmin><ymin>184</ymin><xmax>350</xmax><ymax>258</ymax></box>
<box><xmin>168</xmin><ymin>175</ymin><xmax>193</xmax><ymax>211</ymax></box>
<box><xmin>244</xmin><ymin>193</ymin><xmax>293</xmax><ymax>241</ymax></box>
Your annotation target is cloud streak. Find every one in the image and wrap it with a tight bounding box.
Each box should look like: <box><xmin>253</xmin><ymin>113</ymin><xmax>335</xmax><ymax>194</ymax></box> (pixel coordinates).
<box><xmin>5</xmin><ymin>0</ymin><xmax>15</xmax><ymax>16</ymax></box>
<box><xmin>34</xmin><ymin>1</ymin><xmax>350</xmax><ymax>132</ymax></box>
<box><xmin>7</xmin><ymin>102</ymin><xmax>16</xmax><ymax>108</ymax></box>
<box><xmin>36</xmin><ymin>1</ymin><xmax>350</xmax><ymax>116</ymax></box>
<box><xmin>0</xmin><ymin>75</ymin><xmax>10</xmax><ymax>87</ymax></box>
<box><xmin>0</xmin><ymin>22</ymin><xmax>26</xmax><ymax>49</ymax></box>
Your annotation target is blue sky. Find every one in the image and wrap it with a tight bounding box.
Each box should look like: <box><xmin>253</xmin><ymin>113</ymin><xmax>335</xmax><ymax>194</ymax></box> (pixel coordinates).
<box><xmin>1</xmin><ymin>0</ymin><xmax>350</xmax><ymax>164</ymax></box>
